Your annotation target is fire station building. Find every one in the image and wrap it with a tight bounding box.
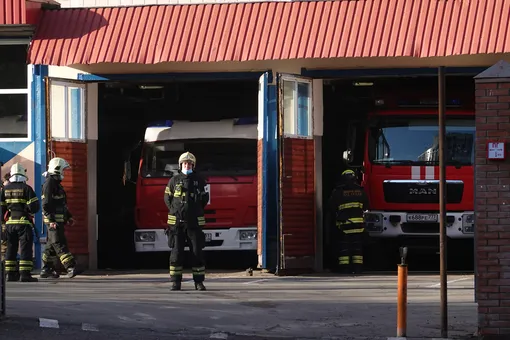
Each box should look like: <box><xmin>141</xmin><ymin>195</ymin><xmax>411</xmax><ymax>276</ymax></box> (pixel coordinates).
<box><xmin>1</xmin><ymin>0</ymin><xmax>510</xmax><ymax>337</ymax></box>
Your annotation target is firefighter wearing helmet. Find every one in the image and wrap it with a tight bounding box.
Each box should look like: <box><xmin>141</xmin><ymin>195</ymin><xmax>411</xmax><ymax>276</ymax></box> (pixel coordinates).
<box><xmin>164</xmin><ymin>151</ymin><xmax>209</xmax><ymax>291</ymax></box>
<box><xmin>1</xmin><ymin>163</ymin><xmax>40</xmax><ymax>282</ymax></box>
<box><xmin>327</xmin><ymin>169</ymin><xmax>369</xmax><ymax>275</ymax></box>
<box><xmin>1</xmin><ymin>172</ymin><xmax>10</xmax><ymax>262</ymax></box>
<box><xmin>40</xmin><ymin>157</ymin><xmax>80</xmax><ymax>279</ymax></box>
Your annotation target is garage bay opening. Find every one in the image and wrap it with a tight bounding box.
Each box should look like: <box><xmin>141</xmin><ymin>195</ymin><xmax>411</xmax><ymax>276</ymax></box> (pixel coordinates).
<box><xmin>96</xmin><ymin>79</ymin><xmax>259</xmax><ymax>270</ymax></box>
<box><xmin>322</xmin><ymin>75</ymin><xmax>475</xmax><ymax>273</ymax></box>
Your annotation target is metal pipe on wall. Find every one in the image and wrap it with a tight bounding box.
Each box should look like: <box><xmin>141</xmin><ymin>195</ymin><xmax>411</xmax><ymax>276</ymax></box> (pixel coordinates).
<box><xmin>438</xmin><ymin>66</ymin><xmax>448</xmax><ymax>338</ymax></box>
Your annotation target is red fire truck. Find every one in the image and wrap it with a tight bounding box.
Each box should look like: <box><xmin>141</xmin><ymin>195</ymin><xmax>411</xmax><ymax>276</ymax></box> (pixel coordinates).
<box><xmin>133</xmin><ymin>118</ymin><xmax>258</xmax><ymax>253</ymax></box>
<box><xmin>343</xmin><ymin>101</ymin><xmax>475</xmax><ymax>250</ymax></box>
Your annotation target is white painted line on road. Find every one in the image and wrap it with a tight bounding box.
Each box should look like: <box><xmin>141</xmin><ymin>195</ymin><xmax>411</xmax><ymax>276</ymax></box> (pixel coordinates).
<box><xmin>426</xmin><ymin>277</ymin><xmax>470</xmax><ymax>288</ymax></box>
<box><xmin>210</xmin><ymin>332</ymin><xmax>228</xmax><ymax>339</ymax></box>
<box><xmin>39</xmin><ymin>318</ymin><xmax>59</xmax><ymax>329</ymax></box>
<box><xmin>243</xmin><ymin>279</ymin><xmax>269</xmax><ymax>285</ymax></box>
<box><xmin>82</xmin><ymin>323</ymin><xmax>99</xmax><ymax>332</ymax></box>
<box><xmin>134</xmin><ymin>312</ymin><xmax>156</xmax><ymax>320</ymax></box>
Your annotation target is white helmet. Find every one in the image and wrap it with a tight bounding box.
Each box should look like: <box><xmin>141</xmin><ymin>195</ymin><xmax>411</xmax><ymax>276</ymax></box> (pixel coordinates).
<box><xmin>178</xmin><ymin>152</ymin><xmax>196</xmax><ymax>169</ymax></box>
<box><xmin>47</xmin><ymin>157</ymin><xmax>70</xmax><ymax>175</ymax></box>
<box><xmin>10</xmin><ymin>163</ymin><xmax>27</xmax><ymax>177</ymax></box>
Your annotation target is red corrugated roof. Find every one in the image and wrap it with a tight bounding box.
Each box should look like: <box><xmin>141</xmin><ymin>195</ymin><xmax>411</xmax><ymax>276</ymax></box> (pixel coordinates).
<box><xmin>28</xmin><ymin>0</ymin><xmax>510</xmax><ymax>66</ymax></box>
<box><xmin>0</xmin><ymin>0</ymin><xmax>26</xmax><ymax>25</ymax></box>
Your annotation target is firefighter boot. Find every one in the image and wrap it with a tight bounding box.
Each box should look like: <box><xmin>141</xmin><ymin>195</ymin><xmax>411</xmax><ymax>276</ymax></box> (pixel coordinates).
<box><xmin>195</xmin><ymin>282</ymin><xmax>206</xmax><ymax>291</ymax></box>
<box><xmin>6</xmin><ymin>271</ymin><xmax>20</xmax><ymax>282</ymax></box>
<box><xmin>170</xmin><ymin>281</ymin><xmax>181</xmax><ymax>291</ymax></box>
<box><xmin>66</xmin><ymin>267</ymin><xmax>79</xmax><ymax>279</ymax></box>
<box><xmin>40</xmin><ymin>266</ymin><xmax>60</xmax><ymax>279</ymax></box>
<box><xmin>20</xmin><ymin>271</ymin><xmax>38</xmax><ymax>282</ymax></box>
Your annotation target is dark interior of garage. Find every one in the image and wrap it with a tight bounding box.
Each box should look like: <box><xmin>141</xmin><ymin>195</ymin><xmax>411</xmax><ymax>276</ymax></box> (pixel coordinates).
<box><xmin>96</xmin><ymin>79</ymin><xmax>258</xmax><ymax>270</ymax></box>
<box><xmin>322</xmin><ymin>75</ymin><xmax>476</xmax><ymax>273</ymax></box>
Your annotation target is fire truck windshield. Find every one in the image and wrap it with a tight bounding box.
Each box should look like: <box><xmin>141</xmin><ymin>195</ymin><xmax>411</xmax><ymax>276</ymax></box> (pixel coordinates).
<box><xmin>369</xmin><ymin>116</ymin><xmax>475</xmax><ymax>166</ymax></box>
<box><xmin>141</xmin><ymin>138</ymin><xmax>257</xmax><ymax>178</ymax></box>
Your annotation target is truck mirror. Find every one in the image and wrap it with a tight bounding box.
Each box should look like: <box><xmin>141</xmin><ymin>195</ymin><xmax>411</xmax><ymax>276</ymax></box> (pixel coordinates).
<box><xmin>342</xmin><ymin>149</ymin><xmax>353</xmax><ymax>163</ymax></box>
<box><xmin>123</xmin><ymin>160</ymin><xmax>132</xmax><ymax>184</ymax></box>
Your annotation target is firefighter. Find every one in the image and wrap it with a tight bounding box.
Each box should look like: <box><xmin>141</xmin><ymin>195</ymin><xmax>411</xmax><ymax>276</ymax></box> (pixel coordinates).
<box><xmin>1</xmin><ymin>164</ymin><xmax>40</xmax><ymax>282</ymax></box>
<box><xmin>328</xmin><ymin>169</ymin><xmax>369</xmax><ymax>275</ymax></box>
<box><xmin>164</xmin><ymin>151</ymin><xmax>209</xmax><ymax>291</ymax></box>
<box><xmin>40</xmin><ymin>157</ymin><xmax>79</xmax><ymax>279</ymax></box>
<box><xmin>1</xmin><ymin>172</ymin><xmax>10</xmax><ymax>262</ymax></box>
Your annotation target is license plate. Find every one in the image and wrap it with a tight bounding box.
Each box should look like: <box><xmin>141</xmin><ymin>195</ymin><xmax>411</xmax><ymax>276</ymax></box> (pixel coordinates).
<box><xmin>407</xmin><ymin>214</ymin><xmax>438</xmax><ymax>223</ymax></box>
<box><xmin>204</xmin><ymin>233</ymin><xmax>212</xmax><ymax>242</ymax></box>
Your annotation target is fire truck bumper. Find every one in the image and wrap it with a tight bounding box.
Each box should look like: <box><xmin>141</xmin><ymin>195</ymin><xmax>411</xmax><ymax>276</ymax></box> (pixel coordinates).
<box><xmin>134</xmin><ymin>227</ymin><xmax>258</xmax><ymax>252</ymax></box>
<box><xmin>365</xmin><ymin>211</ymin><xmax>474</xmax><ymax>239</ymax></box>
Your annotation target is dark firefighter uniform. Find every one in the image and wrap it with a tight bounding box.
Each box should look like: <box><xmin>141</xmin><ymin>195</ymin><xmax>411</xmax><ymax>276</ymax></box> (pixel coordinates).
<box><xmin>1</xmin><ymin>173</ymin><xmax>10</xmax><ymax>261</ymax></box>
<box><xmin>328</xmin><ymin>169</ymin><xmax>369</xmax><ymax>274</ymax></box>
<box><xmin>164</xmin><ymin>164</ymin><xmax>209</xmax><ymax>291</ymax></box>
<box><xmin>0</xmin><ymin>166</ymin><xmax>40</xmax><ymax>282</ymax></box>
<box><xmin>41</xmin><ymin>174</ymin><xmax>78</xmax><ymax>279</ymax></box>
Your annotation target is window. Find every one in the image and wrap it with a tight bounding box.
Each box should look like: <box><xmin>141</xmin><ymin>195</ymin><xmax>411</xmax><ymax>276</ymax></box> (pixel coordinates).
<box><xmin>0</xmin><ymin>44</ymin><xmax>30</xmax><ymax>140</ymax></box>
<box><xmin>282</xmin><ymin>78</ymin><xmax>312</xmax><ymax>137</ymax></box>
<box><xmin>141</xmin><ymin>138</ymin><xmax>257</xmax><ymax>178</ymax></box>
<box><xmin>369</xmin><ymin>116</ymin><xmax>475</xmax><ymax>166</ymax></box>
<box><xmin>50</xmin><ymin>81</ymin><xmax>86</xmax><ymax>141</ymax></box>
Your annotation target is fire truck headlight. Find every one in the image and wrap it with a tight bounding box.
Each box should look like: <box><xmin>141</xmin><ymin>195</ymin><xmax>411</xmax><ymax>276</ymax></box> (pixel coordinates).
<box><xmin>364</xmin><ymin>213</ymin><xmax>383</xmax><ymax>232</ymax></box>
<box><xmin>136</xmin><ymin>231</ymin><xmax>156</xmax><ymax>242</ymax></box>
<box><xmin>461</xmin><ymin>214</ymin><xmax>475</xmax><ymax>233</ymax></box>
<box><xmin>240</xmin><ymin>230</ymin><xmax>257</xmax><ymax>241</ymax></box>
<box><xmin>364</xmin><ymin>213</ymin><xmax>382</xmax><ymax>224</ymax></box>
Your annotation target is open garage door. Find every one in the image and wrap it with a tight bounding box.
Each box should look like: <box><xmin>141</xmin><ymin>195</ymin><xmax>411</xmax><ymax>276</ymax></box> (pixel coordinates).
<box><xmin>45</xmin><ymin>78</ymin><xmax>88</xmax><ymax>263</ymax></box>
<box><xmin>277</xmin><ymin>74</ymin><xmax>315</xmax><ymax>273</ymax></box>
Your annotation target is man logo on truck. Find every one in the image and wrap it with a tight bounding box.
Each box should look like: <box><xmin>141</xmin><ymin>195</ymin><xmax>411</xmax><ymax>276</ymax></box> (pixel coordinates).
<box><xmin>409</xmin><ymin>188</ymin><xmax>437</xmax><ymax>195</ymax></box>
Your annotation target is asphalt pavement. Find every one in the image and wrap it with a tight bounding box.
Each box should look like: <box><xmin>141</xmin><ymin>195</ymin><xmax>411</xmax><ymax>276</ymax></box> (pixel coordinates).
<box><xmin>0</xmin><ymin>270</ymin><xmax>478</xmax><ymax>339</ymax></box>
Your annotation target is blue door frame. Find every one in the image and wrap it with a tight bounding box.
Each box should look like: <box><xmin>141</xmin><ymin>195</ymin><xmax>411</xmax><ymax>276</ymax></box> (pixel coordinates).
<box><xmin>32</xmin><ymin>64</ymin><xmax>49</xmax><ymax>270</ymax></box>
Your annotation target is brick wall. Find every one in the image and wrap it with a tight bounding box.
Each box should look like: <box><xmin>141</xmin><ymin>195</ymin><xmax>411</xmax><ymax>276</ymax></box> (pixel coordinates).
<box><xmin>475</xmin><ymin>61</ymin><xmax>510</xmax><ymax>339</ymax></box>
<box><xmin>50</xmin><ymin>141</ymin><xmax>89</xmax><ymax>261</ymax></box>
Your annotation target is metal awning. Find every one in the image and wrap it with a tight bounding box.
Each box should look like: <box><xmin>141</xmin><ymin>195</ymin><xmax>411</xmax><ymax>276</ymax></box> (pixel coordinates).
<box><xmin>28</xmin><ymin>0</ymin><xmax>510</xmax><ymax>66</ymax></box>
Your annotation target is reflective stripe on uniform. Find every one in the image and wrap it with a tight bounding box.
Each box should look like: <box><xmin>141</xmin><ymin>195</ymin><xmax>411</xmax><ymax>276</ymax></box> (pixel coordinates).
<box><xmin>19</xmin><ymin>260</ymin><xmax>33</xmax><ymax>271</ymax></box>
<box><xmin>338</xmin><ymin>256</ymin><xmax>349</xmax><ymax>265</ymax></box>
<box><xmin>343</xmin><ymin>228</ymin><xmax>365</xmax><ymax>234</ymax></box>
<box><xmin>192</xmin><ymin>266</ymin><xmax>205</xmax><ymax>275</ymax></box>
<box><xmin>5</xmin><ymin>260</ymin><xmax>17</xmax><ymax>272</ymax></box>
<box><xmin>338</xmin><ymin>202</ymin><xmax>363</xmax><ymax>210</ymax></box>
<box><xmin>5</xmin><ymin>198</ymin><xmax>27</xmax><ymax>204</ymax></box>
<box><xmin>197</xmin><ymin>217</ymin><xmax>205</xmax><ymax>226</ymax></box>
<box><xmin>6</xmin><ymin>216</ymin><xmax>32</xmax><ymax>225</ymax></box>
<box><xmin>169</xmin><ymin>265</ymin><xmax>183</xmax><ymax>276</ymax></box>
<box><xmin>352</xmin><ymin>255</ymin><xmax>363</xmax><ymax>264</ymax></box>
<box><xmin>27</xmin><ymin>197</ymin><xmax>38</xmax><ymax>205</ymax></box>
<box><xmin>167</xmin><ymin>214</ymin><xmax>176</xmax><ymax>225</ymax></box>
<box><xmin>336</xmin><ymin>217</ymin><xmax>365</xmax><ymax>227</ymax></box>
<box><xmin>164</xmin><ymin>187</ymin><xmax>172</xmax><ymax>195</ymax></box>
<box><xmin>43</xmin><ymin>214</ymin><xmax>65</xmax><ymax>223</ymax></box>
<box><xmin>59</xmin><ymin>253</ymin><xmax>74</xmax><ymax>266</ymax></box>
<box><xmin>42</xmin><ymin>253</ymin><xmax>58</xmax><ymax>263</ymax></box>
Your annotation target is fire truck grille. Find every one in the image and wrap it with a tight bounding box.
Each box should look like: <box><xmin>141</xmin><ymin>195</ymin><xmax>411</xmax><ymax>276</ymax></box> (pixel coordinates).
<box><xmin>383</xmin><ymin>180</ymin><xmax>464</xmax><ymax>204</ymax></box>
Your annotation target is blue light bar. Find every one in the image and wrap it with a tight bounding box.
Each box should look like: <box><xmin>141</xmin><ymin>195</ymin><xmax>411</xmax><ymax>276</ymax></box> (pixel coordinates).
<box><xmin>234</xmin><ymin>117</ymin><xmax>258</xmax><ymax>125</ymax></box>
<box><xmin>148</xmin><ymin>120</ymin><xmax>173</xmax><ymax>128</ymax></box>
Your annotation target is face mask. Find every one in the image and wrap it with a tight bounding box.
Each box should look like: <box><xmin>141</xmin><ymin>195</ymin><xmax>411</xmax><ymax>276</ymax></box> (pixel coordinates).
<box><xmin>182</xmin><ymin>169</ymin><xmax>193</xmax><ymax>175</ymax></box>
